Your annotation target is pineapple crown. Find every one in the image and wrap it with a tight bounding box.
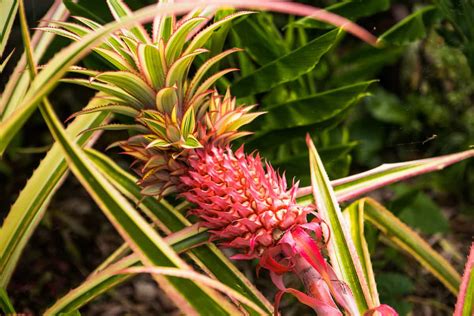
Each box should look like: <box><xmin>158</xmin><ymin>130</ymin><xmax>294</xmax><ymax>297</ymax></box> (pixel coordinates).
<box><xmin>46</xmin><ymin>1</ymin><xmax>263</xmax><ymax>196</ymax></box>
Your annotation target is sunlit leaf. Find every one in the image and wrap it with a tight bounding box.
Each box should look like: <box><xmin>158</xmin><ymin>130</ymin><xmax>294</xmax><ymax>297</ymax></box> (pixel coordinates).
<box><xmin>343</xmin><ymin>201</ymin><xmax>380</xmax><ymax>306</ymax></box>
<box><xmin>0</xmin><ymin>97</ymin><xmax>110</xmax><ymax>289</ymax></box>
<box><xmin>454</xmin><ymin>243</ymin><xmax>474</xmax><ymax>316</ymax></box>
<box><xmin>0</xmin><ymin>0</ymin><xmax>18</xmax><ymax>58</ymax></box>
<box><xmin>107</xmin><ymin>0</ymin><xmax>151</xmax><ymax>43</ymax></box>
<box><xmin>0</xmin><ymin>1</ymin><xmax>69</xmax><ymax>119</ymax></box>
<box><xmin>137</xmin><ymin>43</ymin><xmax>166</xmax><ymax>90</ymax></box>
<box><xmin>306</xmin><ymin>135</ymin><xmax>373</xmax><ymax>313</ymax></box>
<box><xmin>166</xmin><ymin>17</ymin><xmax>207</xmax><ymax>64</ymax></box>
<box><xmin>296</xmin><ymin>149</ymin><xmax>474</xmax><ymax>205</ymax></box>
<box><xmin>95</xmin><ymin>71</ymin><xmax>156</xmax><ymax>107</ymax></box>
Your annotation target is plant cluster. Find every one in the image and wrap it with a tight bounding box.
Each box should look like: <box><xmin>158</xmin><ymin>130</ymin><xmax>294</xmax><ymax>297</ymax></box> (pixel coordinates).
<box><xmin>0</xmin><ymin>0</ymin><xmax>472</xmax><ymax>315</ymax></box>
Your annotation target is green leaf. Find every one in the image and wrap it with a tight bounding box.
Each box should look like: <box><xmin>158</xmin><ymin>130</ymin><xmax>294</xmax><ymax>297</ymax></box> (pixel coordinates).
<box><xmin>165</xmin><ymin>17</ymin><xmax>207</xmax><ymax>64</ymax></box>
<box><xmin>181</xmin><ymin>106</ymin><xmax>196</xmax><ymax>137</ymax></box>
<box><xmin>376</xmin><ymin>273</ymin><xmax>414</xmax><ymax>315</ymax></box>
<box><xmin>365</xmin><ymin>89</ymin><xmax>410</xmax><ymax>124</ymax></box>
<box><xmin>0</xmin><ymin>0</ymin><xmax>18</xmax><ymax>58</ymax></box>
<box><xmin>156</xmin><ymin>86</ymin><xmax>178</xmax><ymax>114</ymax></box>
<box><xmin>182</xmin><ymin>135</ymin><xmax>202</xmax><ymax>149</ymax></box>
<box><xmin>107</xmin><ymin>0</ymin><xmax>151</xmax><ymax>43</ymax></box>
<box><xmin>362</xmin><ymin>198</ymin><xmax>461</xmax><ymax>294</ymax></box>
<box><xmin>378</xmin><ymin>6</ymin><xmax>437</xmax><ymax>46</ymax></box>
<box><xmin>187</xmin><ymin>48</ymin><xmax>241</xmax><ymax>100</ymax></box>
<box><xmin>259</xmin><ymin>81</ymin><xmax>374</xmax><ymax>131</ymax></box>
<box><xmin>165</xmin><ymin>49</ymin><xmax>207</xmax><ymax>89</ymax></box>
<box><xmin>0</xmin><ymin>97</ymin><xmax>110</xmax><ymax>288</ymax></box>
<box><xmin>0</xmin><ymin>2</ymin><xmax>69</xmax><ymax>119</ymax></box>
<box><xmin>296</xmin><ymin>149</ymin><xmax>474</xmax><ymax>206</ymax></box>
<box><xmin>67</xmin><ymin>104</ymin><xmax>138</xmax><ymax>120</ymax></box>
<box><xmin>184</xmin><ymin>11</ymin><xmax>252</xmax><ymax>56</ymax></box>
<box><xmin>0</xmin><ymin>49</ymin><xmax>14</xmax><ymax>73</ymax></box>
<box><xmin>193</xmin><ymin>68</ymin><xmax>238</xmax><ymax>97</ymax></box>
<box><xmin>0</xmin><ymin>288</ymin><xmax>15</xmax><ymax>314</ymax></box>
<box><xmin>46</xmin><ymin>20</ymin><xmax>91</xmax><ymax>37</ymax></box>
<box><xmin>232</xmin><ymin>29</ymin><xmax>340</xmax><ymax>97</ymax></box>
<box><xmin>290</xmin><ymin>0</ymin><xmax>390</xmax><ymax>29</ymax></box>
<box><xmin>137</xmin><ymin>43</ymin><xmax>166</xmax><ymax>90</ymax></box>
<box><xmin>455</xmin><ymin>244</ymin><xmax>474</xmax><ymax>316</ymax></box>
<box><xmin>343</xmin><ymin>201</ymin><xmax>381</xmax><ymax>306</ymax></box>
<box><xmin>93</xmin><ymin>47</ymin><xmax>133</xmax><ymax>71</ymax></box>
<box><xmin>393</xmin><ymin>188</ymin><xmax>449</xmax><ymax>234</ymax></box>
<box><xmin>247</xmin><ymin>109</ymin><xmax>349</xmax><ymax>152</ymax></box>
<box><xmin>95</xmin><ymin>71</ymin><xmax>156</xmax><ymax>107</ymax></box>
<box><xmin>232</xmin><ymin>14</ymin><xmax>286</xmax><ymax>65</ymax></box>
<box><xmin>81</xmin><ymin>123</ymin><xmax>148</xmax><ymax>134</ymax></box>
<box><xmin>63</xmin><ymin>0</ymin><xmax>107</xmax><ymax>24</ymax></box>
<box><xmin>62</xmin><ymin>79</ymin><xmax>144</xmax><ymax>109</ymax></box>
<box><xmin>307</xmin><ymin>136</ymin><xmax>373</xmax><ymax>313</ymax></box>
<box><xmin>329</xmin><ymin>46</ymin><xmax>403</xmax><ymax>85</ymax></box>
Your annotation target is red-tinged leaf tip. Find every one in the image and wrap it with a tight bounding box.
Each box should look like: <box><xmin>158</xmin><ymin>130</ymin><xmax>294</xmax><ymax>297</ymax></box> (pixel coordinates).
<box><xmin>291</xmin><ymin>227</ymin><xmax>328</xmax><ymax>276</ymax></box>
<box><xmin>270</xmin><ymin>271</ymin><xmax>342</xmax><ymax>316</ymax></box>
<box><xmin>364</xmin><ymin>304</ymin><xmax>398</xmax><ymax>316</ymax></box>
<box><xmin>454</xmin><ymin>242</ymin><xmax>474</xmax><ymax>316</ymax></box>
<box><xmin>305</xmin><ymin>133</ymin><xmax>313</xmax><ymax>146</ymax></box>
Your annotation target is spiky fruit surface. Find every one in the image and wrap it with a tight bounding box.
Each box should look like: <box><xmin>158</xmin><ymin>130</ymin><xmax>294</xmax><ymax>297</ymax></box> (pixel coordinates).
<box><xmin>179</xmin><ymin>144</ymin><xmax>361</xmax><ymax>314</ymax></box>
<box><xmin>180</xmin><ymin>145</ymin><xmax>313</xmax><ymax>257</ymax></box>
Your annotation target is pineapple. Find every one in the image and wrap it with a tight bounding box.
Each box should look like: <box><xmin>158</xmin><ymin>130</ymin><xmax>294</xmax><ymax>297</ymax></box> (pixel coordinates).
<box><xmin>45</xmin><ymin>1</ymin><xmax>396</xmax><ymax>314</ymax></box>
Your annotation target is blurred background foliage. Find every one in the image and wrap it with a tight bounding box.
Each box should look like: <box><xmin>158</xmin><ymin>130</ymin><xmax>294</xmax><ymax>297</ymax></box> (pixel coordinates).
<box><xmin>0</xmin><ymin>0</ymin><xmax>472</xmax><ymax>315</ymax></box>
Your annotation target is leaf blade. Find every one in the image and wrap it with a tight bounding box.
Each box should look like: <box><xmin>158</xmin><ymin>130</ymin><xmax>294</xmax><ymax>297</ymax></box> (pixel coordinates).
<box><xmin>362</xmin><ymin>198</ymin><xmax>461</xmax><ymax>295</ymax></box>
<box><xmin>0</xmin><ymin>98</ymin><xmax>110</xmax><ymax>288</ymax></box>
<box><xmin>231</xmin><ymin>28</ymin><xmax>340</xmax><ymax>97</ymax></box>
<box><xmin>296</xmin><ymin>149</ymin><xmax>474</xmax><ymax>205</ymax></box>
<box><xmin>307</xmin><ymin>135</ymin><xmax>373</xmax><ymax>313</ymax></box>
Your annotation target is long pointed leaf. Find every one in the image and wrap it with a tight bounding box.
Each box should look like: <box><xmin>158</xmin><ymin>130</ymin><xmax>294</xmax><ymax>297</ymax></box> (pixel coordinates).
<box><xmin>296</xmin><ymin>149</ymin><xmax>474</xmax><ymax>205</ymax></box>
<box><xmin>307</xmin><ymin>135</ymin><xmax>373</xmax><ymax>313</ymax></box>
<box><xmin>259</xmin><ymin>81</ymin><xmax>374</xmax><ymax>131</ymax></box>
<box><xmin>454</xmin><ymin>243</ymin><xmax>474</xmax><ymax>316</ymax></box>
<box><xmin>361</xmin><ymin>198</ymin><xmax>461</xmax><ymax>294</ymax></box>
<box><xmin>107</xmin><ymin>0</ymin><xmax>151</xmax><ymax>43</ymax></box>
<box><xmin>0</xmin><ymin>289</ymin><xmax>15</xmax><ymax>314</ymax></box>
<box><xmin>0</xmin><ymin>0</ymin><xmax>18</xmax><ymax>58</ymax></box>
<box><xmin>343</xmin><ymin>201</ymin><xmax>380</xmax><ymax>306</ymax></box>
<box><xmin>0</xmin><ymin>98</ymin><xmax>110</xmax><ymax>288</ymax></box>
<box><xmin>119</xmin><ymin>266</ymin><xmax>265</xmax><ymax>315</ymax></box>
<box><xmin>0</xmin><ymin>0</ymin><xmax>69</xmax><ymax>119</ymax></box>
<box><xmin>44</xmin><ymin>227</ymin><xmax>210</xmax><ymax>315</ymax></box>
